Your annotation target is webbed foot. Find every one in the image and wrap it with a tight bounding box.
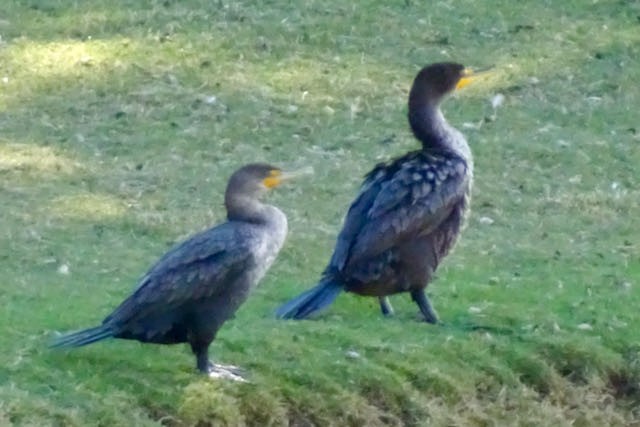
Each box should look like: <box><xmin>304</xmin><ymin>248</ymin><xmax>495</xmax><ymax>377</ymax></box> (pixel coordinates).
<box><xmin>206</xmin><ymin>362</ymin><xmax>248</xmax><ymax>382</ymax></box>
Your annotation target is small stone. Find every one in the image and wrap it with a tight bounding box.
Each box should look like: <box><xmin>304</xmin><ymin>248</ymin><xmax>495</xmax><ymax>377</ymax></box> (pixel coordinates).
<box><xmin>479</xmin><ymin>216</ymin><xmax>494</xmax><ymax>225</ymax></box>
<box><xmin>468</xmin><ymin>306</ymin><xmax>483</xmax><ymax>314</ymax></box>
<box><xmin>491</xmin><ymin>93</ymin><xmax>505</xmax><ymax>109</ymax></box>
<box><xmin>577</xmin><ymin>323</ymin><xmax>593</xmax><ymax>331</ymax></box>
<box><xmin>345</xmin><ymin>350</ymin><xmax>361</xmax><ymax>359</ymax></box>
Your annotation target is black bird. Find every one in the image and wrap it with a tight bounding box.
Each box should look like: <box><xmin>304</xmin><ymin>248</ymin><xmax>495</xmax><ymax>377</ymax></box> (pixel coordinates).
<box><xmin>277</xmin><ymin>62</ymin><xmax>484</xmax><ymax>323</ymax></box>
<box><xmin>52</xmin><ymin>163</ymin><xmax>301</xmax><ymax>378</ymax></box>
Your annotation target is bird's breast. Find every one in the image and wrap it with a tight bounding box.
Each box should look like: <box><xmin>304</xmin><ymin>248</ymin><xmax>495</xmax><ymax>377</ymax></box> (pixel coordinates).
<box><xmin>246</xmin><ymin>207</ymin><xmax>288</xmax><ymax>285</ymax></box>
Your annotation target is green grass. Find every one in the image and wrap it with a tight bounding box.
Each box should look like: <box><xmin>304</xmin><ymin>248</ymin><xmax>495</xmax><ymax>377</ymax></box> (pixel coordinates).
<box><xmin>1</xmin><ymin>0</ymin><xmax>639</xmax><ymax>425</ymax></box>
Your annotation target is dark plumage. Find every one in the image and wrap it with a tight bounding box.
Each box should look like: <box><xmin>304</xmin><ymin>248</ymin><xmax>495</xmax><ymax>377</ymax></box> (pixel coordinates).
<box><xmin>52</xmin><ymin>163</ymin><xmax>297</xmax><ymax>376</ymax></box>
<box><xmin>277</xmin><ymin>62</ymin><xmax>481</xmax><ymax>323</ymax></box>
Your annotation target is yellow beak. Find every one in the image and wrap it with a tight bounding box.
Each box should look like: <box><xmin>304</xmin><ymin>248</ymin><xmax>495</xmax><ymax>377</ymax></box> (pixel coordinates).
<box><xmin>263</xmin><ymin>166</ymin><xmax>314</xmax><ymax>188</ymax></box>
<box><xmin>456</xmin><ymin>66</ymin><xmax>494</xmax><ymax>90</ymax></box>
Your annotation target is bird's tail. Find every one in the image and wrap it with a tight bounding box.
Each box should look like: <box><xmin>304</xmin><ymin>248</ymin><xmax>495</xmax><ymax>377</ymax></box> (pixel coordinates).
<box><xmin>49</xmin><ymin>324</ymin><xmax>114</xmax><ymax>348</ymax></box>
<box><xmin>276</xmin><ymin>277</ymin><xmax>343</xmax><ymax>320</ymax></box>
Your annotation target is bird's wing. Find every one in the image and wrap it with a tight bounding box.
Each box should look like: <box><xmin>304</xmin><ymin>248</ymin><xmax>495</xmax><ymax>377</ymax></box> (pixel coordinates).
<box><xmin>327</xmin><ymin>171</ymin><xmax>385</xmax><ymax>271</ymax></box>
<box><xmin>104</xmin><ymin>223</ymin><xmax>253</xmax><ymax>325</ymax></box>
<box><xmin>330</xmin><ymin>151</ymin><xmax>469</xmax><ymax>270</ymax></box>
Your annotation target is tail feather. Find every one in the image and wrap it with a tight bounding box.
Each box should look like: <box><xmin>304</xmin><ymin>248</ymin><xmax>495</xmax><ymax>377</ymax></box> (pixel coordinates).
<box><xmin>50</xmin><ymin>325</ymin><xmax>114</xmax><ymax>348</ymax></box>
<box><xmin>276</xmin><ymin>278</ymin><xmax>342</xmax><ymax>320</ymax></box>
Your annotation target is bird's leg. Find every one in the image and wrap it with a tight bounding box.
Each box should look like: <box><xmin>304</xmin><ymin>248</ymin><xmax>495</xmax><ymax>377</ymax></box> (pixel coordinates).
<box><xmin>411</xmin><ymin>289</ymin><xmax>439</xmax><ymax>324</ymax></box>
<box><xmin>191</xmin><ymin>342</ymin><xmax>211</xmax><ymax>374</ymax></box>
<box><xmin>191</xmin><ymin>341</ymin><xmax>247</xmax><ymax>381</ymax></box>
<box><xmin>379</xmin><ymin>297</ymin><xmax>394</xmax><ymax>317</ymax></box>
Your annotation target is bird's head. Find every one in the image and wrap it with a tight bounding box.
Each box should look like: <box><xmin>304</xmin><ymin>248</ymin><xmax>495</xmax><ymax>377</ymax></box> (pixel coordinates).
<box><xmin>409</xmin><ymin>62</ymin><xmax>486</xmax><ymax>107</ymax></box>
<box><xmin>225</xmin><ymin>163</ymin><xmax>311</xmax><ymax>201</ymax></box>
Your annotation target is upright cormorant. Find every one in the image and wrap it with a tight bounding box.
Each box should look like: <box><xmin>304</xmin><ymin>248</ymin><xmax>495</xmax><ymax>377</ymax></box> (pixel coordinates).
<box><xmin>277</xmin><ymin>62</ymin><xmax>483</xmax><ymax>323</ymax></box>
<box><xmin>52</xmin><ymin>163</ymin><xmax>300</xmax><ymax>378</ymax></box>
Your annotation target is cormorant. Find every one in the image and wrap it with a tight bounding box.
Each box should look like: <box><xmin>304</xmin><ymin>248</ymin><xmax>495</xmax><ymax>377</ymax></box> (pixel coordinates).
<box><xmin>52</xmin><ymin>163</ymin><xmax>300</xmax><ymax>378</ymax></box>
<box><xmin>276</xmin><ymin>62</ymin><xmax>483</xmax><ymax>323</ymax></box>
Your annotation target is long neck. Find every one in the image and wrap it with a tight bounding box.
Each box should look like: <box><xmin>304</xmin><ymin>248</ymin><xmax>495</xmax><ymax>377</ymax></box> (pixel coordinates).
<box><xmin>225</xmin><ymin>194</ymin><xmax>272</xmax><ymax>223</ymax></box>
<box><xmin>408</xmin><ymin>104</ymin><xmax>448</xmax><ymax>147</ymax></box>
<box><xmin>408</xmin><ymin>98</ymin><xmax>471</xmax><ymax>162</ymax></box>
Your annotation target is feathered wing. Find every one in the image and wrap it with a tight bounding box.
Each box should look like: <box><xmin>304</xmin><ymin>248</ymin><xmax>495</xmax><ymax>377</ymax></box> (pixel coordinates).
<box><xmin>276</xmin><ymin>173</ymin><xmax>384</xmax><ymax>319</ymax></box>
<box><xmin>103</xmin><ymin>223</ymin><xmax>252</xmax><ymax>331</ymax></box>
<box><xmin>276</xmin><ymin>151</ymin><xmax>469</xmax><ymax>320</ymax></box>
<box><xmin>326</xmin><ymin>176</ymin><xmax>383</xmax><ymax>272</ymax></box>
<box><xmin>51</xmin><ymin>223</ymin><xmax>255</xmax><ymax>347</ymax></box>
<box><xmin>330</xmin><ymin>151</ymin><xmax>469</xmax><ymax>271</ymax></box>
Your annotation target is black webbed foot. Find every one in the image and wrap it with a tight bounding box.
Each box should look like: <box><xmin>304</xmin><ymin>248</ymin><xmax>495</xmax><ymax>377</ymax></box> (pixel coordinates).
<box><xmin>206</xmin><ymin>362</ymin><xmax>248</xmax><ymax>382</ymax></box>
<box><xmin>195</xmin><ymin>350</ymin><xmax>248</xmax><ymax>381</ymax></box>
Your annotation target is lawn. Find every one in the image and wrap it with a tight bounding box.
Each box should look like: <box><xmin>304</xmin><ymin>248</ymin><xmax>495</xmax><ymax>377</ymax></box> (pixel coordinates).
<box><xmin>1</xmin><ymin>0</ymin><xmax>639</xmax><ymax>425</ymax></box>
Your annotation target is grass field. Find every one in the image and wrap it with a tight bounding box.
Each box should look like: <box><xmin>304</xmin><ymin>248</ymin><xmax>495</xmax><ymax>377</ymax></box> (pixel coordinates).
<box><xmin>1</xmin><ymin>0</ymin><xmax>639</xmax><ymax>425</ymax></box>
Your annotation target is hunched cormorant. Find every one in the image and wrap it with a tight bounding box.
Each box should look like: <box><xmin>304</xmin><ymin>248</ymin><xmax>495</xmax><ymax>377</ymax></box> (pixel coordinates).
<box><xmin>52</xmin><ymin>163</ymin><xmax>299</xmax><ymax>378</ymax></box>
<box><xmin>276</xmin><ymin>62</ymin><xmax>482</xmax><ymax>323</ymax></box>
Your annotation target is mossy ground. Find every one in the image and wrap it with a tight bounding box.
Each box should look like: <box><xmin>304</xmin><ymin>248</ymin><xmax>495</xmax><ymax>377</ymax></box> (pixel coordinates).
<box><xmin>1</xmin><ymin>0</ymin><xmax>639</xmax><ymax>425</ymax></box>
